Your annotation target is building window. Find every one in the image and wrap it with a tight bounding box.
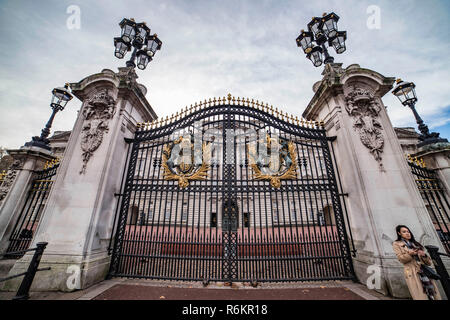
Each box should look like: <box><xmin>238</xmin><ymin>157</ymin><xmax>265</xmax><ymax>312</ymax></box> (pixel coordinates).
<box><xmin>290</xmin><ymin>210</ymin><xmax>297</xmax><ymax>223</ymax></box>
<box><xmin>211</xmin><ymin>212</ymin><xmax>217</xmax><ymax>227</ymax></box>
<box><xmin>181</xmin><ymin>202</ymin><xmax>188</xmax><ymax>223</ymax></box>
<box><xmin>273</xmin><ymin>210</ymin><xmax>279</xmax><ymax>224</ymax></box>
<box><xmin>243</xmin><ymin>212</ymin><xmax>249</xmax><ymax>228</ymax></box>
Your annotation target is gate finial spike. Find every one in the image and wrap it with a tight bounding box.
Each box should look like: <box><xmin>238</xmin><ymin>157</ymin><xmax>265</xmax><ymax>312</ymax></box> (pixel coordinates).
<box><xmin>420</xmin><ymin>158</ymin><xmax>426</xmax><ymax>168</ymax></box>
<box><xmin>208</xmin><ymin>98</ymin><xmax>212</xmax><ymax>106</ymax></box>
<box><xmin>227</xmin><ymin>93</ymin><xmax>232</xmax><ymax>102</ymax></box>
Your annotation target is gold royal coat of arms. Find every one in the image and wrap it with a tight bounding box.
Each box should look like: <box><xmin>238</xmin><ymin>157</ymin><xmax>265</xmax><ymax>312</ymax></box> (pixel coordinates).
<box><xmin>247</xmin><ymin>135</ymin><xmax>297</xmax><ymax>188</ymax></box>
<box><xmin>162</xmin><ymin>136</ymin><xmax>212</xmax><ymax>188</ymax></box>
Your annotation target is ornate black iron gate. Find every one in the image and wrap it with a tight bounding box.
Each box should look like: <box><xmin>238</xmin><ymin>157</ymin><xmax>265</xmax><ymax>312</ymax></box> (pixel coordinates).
<box><xmin>109</xmin><ymin>95</ymin><xmax>355</xmax><ymax>282</ymax></box>
<box><xmin>408</xmin><ymin>157</ymin><xmax>450</xmax><ymax>253</ymax></box>
<box><xmin>5</xmin><ymin>160</ymin><xmax>59</xmax><ymax>258</ymax></box>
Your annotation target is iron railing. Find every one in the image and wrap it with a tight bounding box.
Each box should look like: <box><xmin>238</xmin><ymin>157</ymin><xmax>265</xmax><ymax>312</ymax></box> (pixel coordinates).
<box><xmin>0</xmin><ymin>242</ymin><xmax>50</xmax><ymax>300</ymax></box>
<box><xmin>425</xmin><ymin>245</ymin><xmax>450</xmax><ymax>299</ymax></box>
<box><xmin>5</xmin><ymin>164</ymin><xmax>58</xmax><ymax>258</ymax></box>
<box><xmin>409</xmin><ymin>161</ymin><xmax>450</xmax><ymax>253</ymax></box>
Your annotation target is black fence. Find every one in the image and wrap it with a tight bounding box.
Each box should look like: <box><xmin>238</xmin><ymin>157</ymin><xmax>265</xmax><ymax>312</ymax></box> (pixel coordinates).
<box><xmin>425</xmin><ymin>245</ymin><xmax>450</xmax><ymax>299</ymax></box>
<box><xmin>408</xmin><ymin>160</ymin><xmax>450</xmax><ymax>253</ymax></box>
<box><xmin>5</xmin><ymin>163</ymin><xmax>59</xmax><ymax>258</ymax></box>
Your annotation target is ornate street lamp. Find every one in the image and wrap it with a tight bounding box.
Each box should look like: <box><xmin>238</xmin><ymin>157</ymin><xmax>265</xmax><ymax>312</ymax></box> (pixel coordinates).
<box><xmin>24</xmin><ymin>84</ymin><xmax>73</xmax><ymax>150</ymax></box>
<box><xmin>114</xmin><ymin>18</ymin><xmax>162</xmax><ymax>70</ymax></box>
<box><xmin>296</xmin><ymin>12</ymin><xmax>347</xmax><ymax>67</ymax></box>
<box><xmin>392</xmin><ymin>79</ymin><xmax>448</xmax><ymax>147</ymax></box>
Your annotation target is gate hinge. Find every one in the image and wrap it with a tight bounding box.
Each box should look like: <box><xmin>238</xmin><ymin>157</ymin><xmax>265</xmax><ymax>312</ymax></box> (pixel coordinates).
<box><xmin>338</xmin><ymin>193</ymin><xmax>348</xmax><ymax>197</ymax></box>
<box><xmin>327</xmin><ymin>136</ymin><xmax>337</xmax><ymax>141</ymax></box>
<box><xmin>114</xmin><ymin>193</ymin><xmax>124</xmax><ymax>197</ymax></box>
<box><xmin>124</xmin><ymin>137</ymin><xmax>134</xmax><ymax>143</ymax></box>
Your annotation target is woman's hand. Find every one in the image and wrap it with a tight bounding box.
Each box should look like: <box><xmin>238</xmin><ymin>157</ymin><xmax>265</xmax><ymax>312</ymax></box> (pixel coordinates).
<box><xmin>408</xmin><ymin>249</ymin><xmax>418</xmax><ymax>255</ymax></box>
<box><xmin>417</xmin><ymin>250</ymin><xmax>426</xmax><ymax>257</ymax></box>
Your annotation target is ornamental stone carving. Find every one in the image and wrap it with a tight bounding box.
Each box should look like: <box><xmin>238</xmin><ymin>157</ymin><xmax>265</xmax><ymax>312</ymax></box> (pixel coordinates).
<box><xmin>0</xmin><ymin>159</ymin><xmax>23</xmax><ymax>204</ymax></box>
<box><xmin>345</xmin><ymin>87</ymin><xmax>385</xmax><ymax>169</ymax></box>
<box><xmin>79</xmin><ymin>89</ymin><xmax>116</xmax><ymax>174</ymax></box>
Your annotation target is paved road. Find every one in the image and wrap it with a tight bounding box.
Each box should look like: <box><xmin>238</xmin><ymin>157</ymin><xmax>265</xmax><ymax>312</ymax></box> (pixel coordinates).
<box><xmin>93</xmin><ymin>284</ymin><xmax>365</xmax><ymax>300</ymax></box>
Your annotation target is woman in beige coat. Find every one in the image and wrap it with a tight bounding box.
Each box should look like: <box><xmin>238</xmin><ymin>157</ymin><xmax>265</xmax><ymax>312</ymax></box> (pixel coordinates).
<box><xmin>392</xmin><ymin>225</ymin><xmax>441</xmax><ymax>300</ymax></box>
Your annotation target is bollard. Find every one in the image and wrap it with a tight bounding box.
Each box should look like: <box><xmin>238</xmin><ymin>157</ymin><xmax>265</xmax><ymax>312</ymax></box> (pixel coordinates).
<box><xmin>12</xmin><ymin>242</ymin><xmax>48</xmax><ymax>300</ymax></box>
<box><xmin>425</xmin><ymin>245</ymin><xmax>450</xmax><ymax>300</ymax></box>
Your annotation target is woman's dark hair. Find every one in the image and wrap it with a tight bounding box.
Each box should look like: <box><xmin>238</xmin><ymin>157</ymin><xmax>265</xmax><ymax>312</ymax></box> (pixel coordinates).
<box><xmin>395</xmin><ymin>225</ymin><xmax>422</xmax><ymax>248</ymax></box>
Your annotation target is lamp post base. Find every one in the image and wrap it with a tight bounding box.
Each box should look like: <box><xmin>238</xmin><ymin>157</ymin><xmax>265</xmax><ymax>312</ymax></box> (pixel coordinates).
<box><xmin>324</xmin><ymin>56</ymin><xmax>335</xmax><ymax>64</ymax></box>
<box><xmin>24</xmin><ymin>136</ymin><xmax>51</xmax><ymax>151</ymax></box>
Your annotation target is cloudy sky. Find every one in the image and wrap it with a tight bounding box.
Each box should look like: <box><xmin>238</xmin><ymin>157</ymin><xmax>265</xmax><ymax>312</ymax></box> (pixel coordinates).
<box><xmin>0</xmin><ymin>0</ymin><xmax>449</xmax><ymax>149</ymax></box>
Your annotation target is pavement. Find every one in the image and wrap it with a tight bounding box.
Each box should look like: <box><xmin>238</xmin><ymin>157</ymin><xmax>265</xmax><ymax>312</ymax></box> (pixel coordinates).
<box><xmin>0</xmin><ymin>278</ymin><xmax>398</xmax><ymax>300</ymax></box>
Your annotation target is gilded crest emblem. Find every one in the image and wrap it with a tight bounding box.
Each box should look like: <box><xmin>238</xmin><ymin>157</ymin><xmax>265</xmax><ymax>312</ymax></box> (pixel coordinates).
<box><xmin>247</xmin><ymin>135</ymin><xmax>297</xmax><ymax>188</ymax></box>
<box><xmin>162</xmin><ymin>136</ymin><xmax>212</xmax><ymax>188</ymax></box>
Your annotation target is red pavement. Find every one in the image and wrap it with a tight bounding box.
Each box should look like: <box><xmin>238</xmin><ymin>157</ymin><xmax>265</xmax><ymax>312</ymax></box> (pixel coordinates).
<box><xmin>93</xmin><ymin>284</ymin><xmax>365</xmax><ymax>300</ymax></box>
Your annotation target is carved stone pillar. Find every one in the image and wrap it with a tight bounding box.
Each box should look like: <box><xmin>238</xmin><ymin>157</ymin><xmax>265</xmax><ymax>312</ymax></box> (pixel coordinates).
<box><xmin>303</xmin><ymin>63</ymin><xmax>447</xmax><ymax>298</ymax></box>
<box><xmin>0</xmin><ymin>147</ymin><xmax>54</xmax><ymax>253</ymax></box>
<box><xmin>4</xmin><ymin>68</ymin><xmax>156</xmax><ymax>291</ymax></box>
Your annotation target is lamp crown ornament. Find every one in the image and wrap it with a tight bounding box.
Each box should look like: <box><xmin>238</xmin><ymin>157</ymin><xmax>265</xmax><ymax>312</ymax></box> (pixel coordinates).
<box><xmin>296</xmin><ymin>11</ymin><xmax>346</xmax><ymax>68</ymax></box>
<box><xmin>114</xmin><ymin>17</ymin><xmax>162</xmax><ymax>71</ymax></box>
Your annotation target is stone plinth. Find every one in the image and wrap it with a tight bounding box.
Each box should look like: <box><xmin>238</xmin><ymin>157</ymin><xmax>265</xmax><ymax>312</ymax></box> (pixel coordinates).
<box><xmin>303</xmin><ymin>63</ymin><xmax>447</xmax><ymax>298</ymax></box>
<box><xmin>3</xmin><ymin>67</ymin><xmax>156</xmax><ymax>292</ymax></box>
<box><xmin>0</xmin><ymin>146</ymin><xmax>54</xmax><ymax>253</ymax></box>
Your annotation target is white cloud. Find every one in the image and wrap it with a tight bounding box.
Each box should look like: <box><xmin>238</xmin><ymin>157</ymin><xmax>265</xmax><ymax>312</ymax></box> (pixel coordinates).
<box><xmin>0</xmin><ymin>0</ymin><xmax>449</xmax><ymax>149</ymax></box>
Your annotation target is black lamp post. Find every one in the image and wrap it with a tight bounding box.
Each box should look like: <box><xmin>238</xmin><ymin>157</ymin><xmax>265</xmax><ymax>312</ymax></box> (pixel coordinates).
<box><xmin>114</xmin><ymin>18</ymin><xmax>162</xmax><ymax>70</ymax></box>
<box><xmin>392</xmin><ymin>79</ymin><xmax>448</xmax><ymax>147</ymax></box>
<box><xmin>296</xmin><ymin>12</ymin><xmax>347</xmax><ymax>67</ymax></box>
<box><xmin>24</xmin><ymin>84</ymin><xmax>73</xmax><ymax>151</ymax></box>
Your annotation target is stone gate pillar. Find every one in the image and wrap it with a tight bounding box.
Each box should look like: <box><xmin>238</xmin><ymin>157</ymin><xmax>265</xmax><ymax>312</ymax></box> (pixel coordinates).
<box><xmin>303</xmin><ymin>63</ymin><xmax>447</xmax><ymax>298</ymax></box>
<box><xmin>4</xmin><ymin>67</ymin><xmax>156</xmax><ymax>291</ymax></box>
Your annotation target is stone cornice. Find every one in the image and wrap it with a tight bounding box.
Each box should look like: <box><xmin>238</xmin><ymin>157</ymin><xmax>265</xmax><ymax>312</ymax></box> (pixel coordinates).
<box><xmin>303</xmin><ymin>64</ymin><xmax>395</xmax><ymax>120</ymax></box>
<box><xmin>70</xmin><ymin>68</ymin><xmax>157</xmax><ymax>121</ymax></box>
<box><xmin>7</xmin><ymin>146</ymin><xmax>56</xmax><ymax>168</ymax></box>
